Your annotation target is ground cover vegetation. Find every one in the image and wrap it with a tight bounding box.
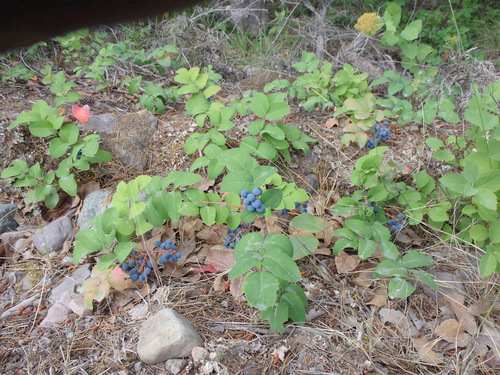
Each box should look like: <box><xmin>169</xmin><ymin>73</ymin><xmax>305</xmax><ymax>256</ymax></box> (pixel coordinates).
<box><xmin>0</xmin><ymin>0</ymin><xmax>499</xmax><ymax>373</ymax></box>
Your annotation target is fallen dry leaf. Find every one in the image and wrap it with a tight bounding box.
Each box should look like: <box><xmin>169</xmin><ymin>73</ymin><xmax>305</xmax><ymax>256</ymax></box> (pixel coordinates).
<box><xmin>379</xmin><ymin>308</ymin><xmax>419</xmax><ymax>337</ymax></box>
<box><xmin>351</xmin><ymin>268</ymin><xmax>376</xmax><ymax>288</ymax></box>
<box><xmin>324</xmin><ymin>117</ymin><xmax>339</xmax><ymax>128</ymax></box>
<box><xmin>434</xmin><ymin>319</ymin><xmax>467</xmax><ymax>344</ymax></box>
<box><xmin>468</xmin><ymin>297</ymin><xmax>494</xmax><ymax>316</ymax></box>
<box><xmin>413</xmin><ymin>337</ymin><xmax>444</xmax><ymax>365</ymax></box>
<box><xmin>205</xmin><ymin>245</ymin><xmax>236</xmax><ymax>271</ymax></box>
<box><xmin>443</xmin><ymin>293</ymin><xmax>477</xmax><ymax>334</ymax></box>
<box><xmin>191</xmin><ymin>177</ymin><xmax>215</xmax><ymax>191</ymax></box>
<box><xmin>366</xmin><ymin>287</ymin><xmax>387</xmax><ymax>307</ymax></box>
<box><xmin>335</xmin><ymin>250</ymin><xmax>360</xmax><ymax>273</ymax></box>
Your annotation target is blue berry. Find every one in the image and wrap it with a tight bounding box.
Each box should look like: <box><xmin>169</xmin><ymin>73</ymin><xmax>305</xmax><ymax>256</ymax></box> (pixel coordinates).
<box><xmin>251</xmin><ymin>200</ymin><xmax>262</xmax><ymax>208</ymax></box>
<box><xmin>397</xmin><ymin>213</ymin><xmax>405</xmax><ymax>219</ymax></box>
<box><xmin>241</xmin><ymin>190</ymin><xmax>249</xmax><ymax>198</ymax></box>
<box><xmin>131</xmin><ymin>273</ymin><xmax>139</xmax><ymax>282</ymax></box>
<box><xmin>247</xmin><ymin>193</ymin><xmax>255</xmax><ymax>201</ymax></box>
<box><xmin>383</xmin><ymin>120</ymin><xmax>389</xmax><ymax>126</ymax></box>
<box><xmin>247</xmin><ymin>205</ymin><xmax>256</xmax><ymax>212</ymax></box>
<box><xmin>252</xmin><ymin>188</ymin><xmax>262</xmax><ymax>196</ymax></box>
<box><xmin>256</xmin><ymin>205</ymin><xmax>266</xmax><ymax>213</ymax></box>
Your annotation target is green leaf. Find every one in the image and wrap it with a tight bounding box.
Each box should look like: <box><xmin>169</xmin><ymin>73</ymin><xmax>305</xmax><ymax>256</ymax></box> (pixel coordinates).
<box><xmin>440</xmin><ymin>173</ymin><xmax>467</xmax><ymax>194</ymax></box>
<box><xmin>59</xmin><ymin>173</ymin><xmax>77</xmax><ymax>196</ymax></box>
<box><xmin>401</xmin><ymin>252</ymin><xmax>435</xmax><ymax>268</ymax></box>
<box><xmin>358</xmin><ymin>238</ymin><xmax>377</xmax><ymax>259</ymax></box>
<box><xmin>400</xmin><ymin>19</ymin><xmax>422</xmax><ymax>41</ymax></box>
<box><xmin>427</xmin><ymin>207</ymin><xmax>449</xmax><ymax>222</ymax></box>
<box><xmin>251</xmin><ymin>166</ymin><xmax>278</xmax><ymax>187</ymax></box>
<box><xmin>1</xmin><ymin>166</ymin><xmax>22</xmax><ymax>178</ymax></box>
<box><xmin>470</xmin><ymin>224</ymin><xmax>489</xmax><ymax>241</ymax></box>
<box><xmin>49</xmin><ymin>138</ymin><xmax>69</xmax><ymax>159</ymax></box>
<box><xmin>261</xmin><ymin>303</ymin><xmax>288</xmax><ymax>334</ymax></box>
<box><xmin>116</xmin><ymin>218</ymin><xmax>135</xmax><ymax>236</ymax></box>
<box><xmin>114</xmin><ymin>242</ymin><xmax>136</xmax><ymax>263</ymax></box>
<box><xmin>290</xmin><ymin>234</ymin><xmax>318</xmax><ymax>260</ymax></box>
<box><xmin>425</xmin><ymin>137</ymin><xmax>444</xmax><ymax>150</ymax></box>
<box><xmin>260</xmin><ymin>189</ymin><xmax>283</xmax><ymax>209</ymax></box>
<box><xmin>409</xmin><ymin>269</ymin><xmax>439</xmax><ymax>291</ymax></box>
<box><xmin>76</xmin><ymin>229</ymin><xmax>105</xmax><ymax>254</ymax></box>
<box><xmin>29</xmin><ymin>120</ymin><xmax>57</xmax><ymax>137</ymax></box>
<box><xmin>251</xmin><ymin>93</ymin><xmax>270</xmax><ymax>118</ymax></box>
<box><xmin>129</xmin><ymin>201</ymin><xmax>146</xmax><ymax>218</ymax></box>
<box><xmin>135</xmin><ymin>220</ymin><xmax>153</xmax><ymax>236</ymax></box>
<box><xmin>375</xmin><ymin>259</ymin><xmax>408</xmax><ymax>277</ymax></box>
<box><xmin>261</xmin><ymin>125</ymin><xmax>285</xmax><ymax>140</ymax></box>
<box><xmin>266</xmin><ymin>102</ymin><xmax>290</xmax><ymax>121</ymax></box>
<box><xmin>475</xmin><ymin>188</ymin><xmax>497</xmax><ymax>211</ymax></box>
<box><xmin>164</xmin><ymin>171</ymin><xmax>203</xmax><ymax>189</ymax></box>
<box><xmin>290</xmin><ymin>213</ymin><xmax>325</xmax><ymax>234</ymax></box>
<box><xmin>243</xmin><ymin>271</ymin><xmax>279</xmax><ymax>310</ymax></box>
<box><xmin>262</xmin><ymin>248</ymin><xmax>301</xmax><ymax>282</ymax></box>
<box><xmin>344</xmin><ymin>218</ymin><xmax>371</xmax><ymax>238</ymax></box>
<box><xmin>264</xmin><ymin>233</ymin><xmax>294</xmax><ymax>258</ymax></box>
<box><xmin>379</xmin><ymin>241</ymin><xmax>399</xmax><ymax>260</ymax></box>
<box><xmin>200</xmin><ymin>206</ymin><xmax>216</xmax><ymax>226</ymax></box>
<box><xmin>281</xmin><ymin>292</ymin><xmax>306</xmax><ymax>324</ymax></box>
<box><xmin>388</xmin><ymin>277</ymin><xmax>415</xmax><ymax>298</ymax></box>
<box><xmin>59</xmin><ymin>123</ymin><xmax>79</xmax><ymax>144</ymax></box>
<box><xmin>489</xmin><ymin>221</ymin><xmax>500</xmax><ymax>244</ymax></box>
<box><xmin>178</xmin><ymin>202</ymin><xmax>200</xmax><ymax>216</ymax></box>
<box><xmin>479</xmin><ymin>252</ymin><xmax>497</xmax><ymax>277</ymax></box>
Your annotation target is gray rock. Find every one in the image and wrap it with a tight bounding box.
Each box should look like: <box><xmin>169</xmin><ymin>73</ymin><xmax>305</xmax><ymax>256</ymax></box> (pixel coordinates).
<box><xmin>49</xmin><ymin>265</ymin><xmax>91</xmax><ymax>303</ymax></box>
<box><xmin>0</xmin><ymin>204</ymin><xmax>18</xmax><ymax>234</ymax></box>
<box><xmin>165</xmin><ymin>358</ymin><xmax>188</xmax><ymax>374</ymax></box>
<box><xmin>32</xmin><ymin>216</ymin><xmax>73</xmax><ymax>254</ymax></box>
<box><xmin>304</xmin><ymin>173</ymin><xmax>319</xmax><ymax>195</ymax></box>
<box><xmin>137</xmin><ymin>308</ymin><xmax>204</xmax><ymax>364</ymax></box>
<box><xmin>77</xmin><ymin>190</ymin><xmax>112</xmax><ymax>230</ymax></box>
<box><xmin>80</xmin><ymin>110</ymin><xmax>158</xmax><ymax>170</ymax></box>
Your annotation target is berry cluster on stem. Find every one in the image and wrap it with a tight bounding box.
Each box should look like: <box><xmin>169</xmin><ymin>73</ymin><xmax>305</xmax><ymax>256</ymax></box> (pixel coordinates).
<box><xmin>366</xmin><ymin>120</ymin><xmax>392</xmax><ymax>149</ymax></box>
<box><xmin>241</xmin><ymin>188</ymin><xmax>265</xmax><ymax>213</ymax></box>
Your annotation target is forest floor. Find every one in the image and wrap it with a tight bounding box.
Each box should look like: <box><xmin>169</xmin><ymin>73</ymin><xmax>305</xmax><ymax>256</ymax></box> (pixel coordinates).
<box><xmin>0</xmin><ymin>25</ymin><xmax>500</xmax><ymax>375</ymax></box>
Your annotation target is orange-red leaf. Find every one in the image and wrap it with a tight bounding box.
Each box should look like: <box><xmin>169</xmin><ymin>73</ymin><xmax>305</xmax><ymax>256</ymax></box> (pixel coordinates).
<box><xmin>72</xmin><ymin>104</ymin><xmax>90</xmax><ymax>124</ymax></box>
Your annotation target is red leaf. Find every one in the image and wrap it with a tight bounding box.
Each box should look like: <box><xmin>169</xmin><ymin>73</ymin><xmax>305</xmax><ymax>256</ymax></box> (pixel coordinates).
<box><xmin>194</xmin><ymin>264</ymin><xmax>219</xmax><ymax>273</ymax></box>
<box><xmin>72</xmin><ymin>105</ymin><xmax>90</xmax><ymax>124</ymax></box>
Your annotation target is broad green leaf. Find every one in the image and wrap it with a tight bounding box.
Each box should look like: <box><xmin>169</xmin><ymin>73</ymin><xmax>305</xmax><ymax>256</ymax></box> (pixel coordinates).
<box><xmin>358</xmin><ymin>238</ymin><xmax>377</xmax><ymax>259</ymax></box>
<box><xmin>263</xmin><ymin>248</ymin><xmax>301</xmax><ymax>282</ymax></box>
<box><xmin>475</xmin><ymin>188</ymin><xmax>497</xmax><ymax>211</ymax></box>
<box><xmin>401</xmin><ymin>252</ymin><xmax>436</xmax><ymax>268</ymax></box>
<box><xmin>388</xmin><ymin>277</ymin><xmax>415</xmax><ymax>298</ymax></box>
<box><xmin>115</xmin><ymin>218</ymin><xmax>135</xmax><ymax>236</ymax></box>
<box><xmin>266</xmin><ymin>102</ymin><xmax>290</xmax><ymax>121</ymax></box>
<box><xmin>200</xmin><ymin>206</ymin><xmax>216</xmax><ymax>226</ymax></box>
<box><xmin>251</xmin><ymin>93</ymin><xmax>269</xmax><ymax>118</ymax></box>
<box><xmin>290</xmin><ymin>213</ymin><xmax>325</xmax><ymax>233</ymax></box>
<box><xmin>400</xmin><ymin>20</ymin><xmax>422</xmax><ymax>41</ymax></box>
<box><xmin>261</xmin><ymin>303</ymin><xmax>288</xmax><ymax>334</ymax></box>
<box><xmin>135</xmin><ymin>220</ymin><xmax>153</xmax><ymax>236</ymax></box>
<box><xmin>60</xmin><ymin>123</ymin><xmax>79</xmax><ymax>144</ymax></box>
<box><xmin>479</xmin><ymin>252</ymin><xmax>497</xmax><ymax>277</ymax></box>
<box><xmin>49</xmin><ymin>138</ymin><xmax>69</xmax><ymax>159</ymax></box>
<box><xmin>59</xmin><ymin>173</ymin><xmax>77</xmax><ymax>196</ymax></box>
<box><xmin>290</xmin><ymin>234</ymin><xmax>318</xmax><ymax>260</ymax></box>
<box><xmin>409</xmin><ymin>269</ymin><xmax>439</xmax><ymax>291</ymax></box>
<box><xmin>375</xmin><ymin>259</ymin><xmax>408</xmax><ymax>277</ymax></box>
<box><xmin>264</xmin><ymin>233</ymin><xmax>294</xmax><ymax>258</ymax></box>
<box><xmin>129</xmin><ymin>201</ymin><xmax>146</xmax><ymax>218</ymax></box>
<box><xmin>164</xmin><ymin>171</ymin><xmax>202</xmax><ymax>189</ymax></box>
<box><xmin>379</xmin><ymin>241</ymin><xmax>399</xmax><ymax>260</ymax></box>
<box><xmin>260</xmin><ymin>189</ymin><xmax>283</xmax><ymax>209</ymax></box>
<box><xmin>470</xmin><ymin>224</ymin><xmax>489</xmax><ymax>241</ymax></box>
<box><xmin>489</xmin><ymin>221</ymin><xmax>500</xmax><ymax>243</ymax></box>
<box><xmin>177</xmin><ymin>202</ymin><xmax>199</xmax><ymax>216</ymax></box>
<box><xmin>113</xmin><ymin>242</ymin><xmax>136</xmax><ymax>263</ymax></box>
<box><xmin>243</xmin><ymin>271</ymin><xmax>279</xmax><ymax>310</ymax></box>
<box><xmin>281</xmin><ymin>292</ymin><xmax>306</xmax><ymax>324</ymax></box>
<box><xmin>29</xmin><ymin>120</ymin><xmax>56</xmax><ymax>137</ymax></box>
<box><xmin>344</xmin><ymin>218</ymin><xmax>371</xmax><ymax>238</ymax></box>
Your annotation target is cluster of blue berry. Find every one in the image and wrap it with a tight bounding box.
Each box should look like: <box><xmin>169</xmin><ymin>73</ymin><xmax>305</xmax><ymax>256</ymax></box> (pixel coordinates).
<box><xmin>386</xmin><ymin>214</ymin><xmax>408</xmax><ymax>232</ymax></box>
<box><xmin>155</xmin><ymin>239</ymin><xmax>181</xmax><ymax>264</ymax></box>
<box><xmin>278</xmin><ymin>201</ymin><xmax>309</xmax><ymax>215</ymax></box>
<box><xmin>366</xmin><ymin>120</ymin><xmax>392</xmax><ymax>149</ymax></box>
<box><xmin>241</xmin><ymin>188</ymin><xmax>266</xmax><ymax>213</ymax></box>
<box><xmin>223</xmin><ymin>223</ymin><xmax>251</xmax><ymax>248</ymax></box>
<box><xmin>120</xmin><ymin>250</ymin><xmax>153</xmax><ymax>282</ymax></box>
